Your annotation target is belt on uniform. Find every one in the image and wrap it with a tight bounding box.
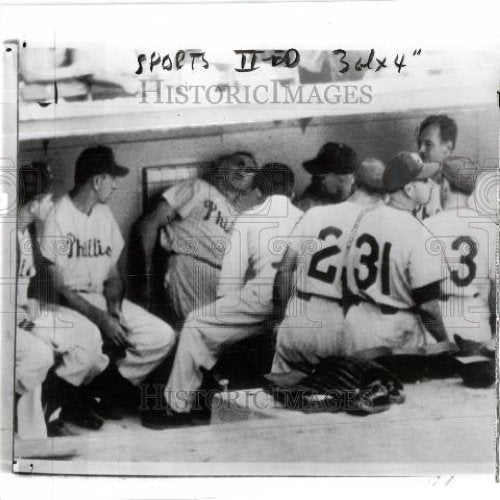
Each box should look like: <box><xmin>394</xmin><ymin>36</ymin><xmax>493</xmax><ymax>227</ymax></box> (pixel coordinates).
<box><xmin>349</xmin><ymin>295</ymin><xmax>416</xmax><ymax>315</ymax></box>
<box><xmin>168</xmin><ymin>251</ymin><xmax>222</xmax><ymax>270</ymax></box>
<box><xmin>296</xmin><ymin>290</ymin><xmax>343</xmax><ymax>306</ymax></box>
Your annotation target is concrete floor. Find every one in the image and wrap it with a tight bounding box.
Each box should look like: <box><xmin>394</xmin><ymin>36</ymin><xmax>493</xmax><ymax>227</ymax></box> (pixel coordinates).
<box><xmin>13</xmin><ymin>377</ymin><xmax>496</xmax><ymax>476</ymax></box>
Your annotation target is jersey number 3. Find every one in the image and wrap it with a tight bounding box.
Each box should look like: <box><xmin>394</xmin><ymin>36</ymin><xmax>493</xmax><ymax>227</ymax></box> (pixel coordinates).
<box><xmin>354</xmin><ymin>233</ymin><xmax>392</xmax><ymax>295</ymax></box>
<box><xmin>451</xmin><ymin>236</ymin><xmax>477</xmax><ymax>287</ymax></box>
<box><xmin>308</xmin><ymin>226</ymin><xmax>342</xmax><ymax>284</ymax></box>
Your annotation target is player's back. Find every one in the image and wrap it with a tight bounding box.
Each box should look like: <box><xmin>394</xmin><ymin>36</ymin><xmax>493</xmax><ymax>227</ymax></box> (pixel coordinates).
<box><xmin>293</xmin><ymin>201</ymin><xmax>381</xmax><ymax>300</ymax></box>
<box><xmin>345</xmin><ymin>204</ymin><xmax>443</xmax><ymax>310</ymax></box>
<box><xmin>425</xmin><ymin>208</ymin><xmax>496</xmax><ymax>302</ymax></box>
<box><xmin>218</xmin><ymin>195</ymin><xmax>302</xmax><ymax>299</ymax></box>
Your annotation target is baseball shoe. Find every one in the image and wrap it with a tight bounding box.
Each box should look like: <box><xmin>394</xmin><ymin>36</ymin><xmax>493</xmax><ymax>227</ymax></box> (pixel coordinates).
<box><xmin>59</xmin><ymin>402</ymin><xmax>104</xmax><ymax>431</ymax></box>
<box><xmin>47</xmin><ymin>418</ymin><xmax>79</xmax><ymax>437</ymax></box>
<box><xmin>141</xmin><ymin>407</ymin><xmax>194</xmax><ymax>430</ymax></box>
<box><xmin>92</xmin><ymin>398</ymin><xmax>124</xmax><ymax>421</ymax></box>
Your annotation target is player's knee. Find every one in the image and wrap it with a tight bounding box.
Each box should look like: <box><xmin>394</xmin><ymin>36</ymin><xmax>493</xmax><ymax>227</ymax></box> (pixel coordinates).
<box><xmin>20</xmin><ymin>345</ymin><xmax>53</xmax><ymax>392</ymax></box>
<box><xmin>148</xmin><ymin>320</ymin><xmax>177</xmax><ymax>351</ymax></box>
<box><xmin>40</xmin><ymin>344</ymin><xmax>54</xmax><ymax>374</ymax></box>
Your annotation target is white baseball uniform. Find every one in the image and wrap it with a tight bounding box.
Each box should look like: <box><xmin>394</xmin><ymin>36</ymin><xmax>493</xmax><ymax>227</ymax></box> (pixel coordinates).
<box><xmin>272</xmin><ymin>200</ymin><xmax>383</xmax><ymax>374</ymax></box>
<box><xmin>425</xmin><ymin>207</ymin><xmax>496</xmax><ymax>342</ymax></box>
<box><xmin>41</xmin><ymin>195</ymin><xmax>175</xmax><ymax>386</ymax></box>
<box><xmin>165</xmin><ymin>194</ymin><xmax>303</xmax><ymax>413</ymax></box>
<box><xmin>16</xmin><ymin>224</ymin><xmax>106</xmax><ymax>439</ymax></box>
<box><xmin>160</xmin><ymin>178</ymin><xmax>239</xmax><ymax>321</ymax></box>
<box><xmin>344</xmin><ymin>204</ymin><xmax>446</xmax><ymax>352</ymax></box>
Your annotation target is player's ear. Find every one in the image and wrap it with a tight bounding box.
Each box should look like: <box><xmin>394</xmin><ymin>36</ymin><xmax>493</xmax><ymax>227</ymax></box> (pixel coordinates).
<box><xmin>443</xmin><ymin>139</ymin><xmax>454</xmax><ymax>154</ymax></box>
<box><xmin>403</xmin><ymin>182</ymin><xmax>413</xmax><ymax>198</ymax></box>
<box><xmin>92</xmin><ymin>174</ymin><xmax>104</xmax><ymax>190</ymax></box>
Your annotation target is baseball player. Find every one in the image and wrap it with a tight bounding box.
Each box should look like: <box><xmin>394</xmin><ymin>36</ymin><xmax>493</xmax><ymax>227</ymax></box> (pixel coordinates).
<box><xmin>295</xmin><ymin>142</ymin><xmax>358</xmax><ymax>212</ymax></box>
<box><xmin>138</xmin><ymin>152</ymin><xmax>257</xmax><ymax>325</ymax></box>
<box><xmin>416</xmin><ymin>114</ymin><xmax>457</xmax><ymax>219</ymax></box>
<box><xmin>15</xmin><ymin>164</ymin><xmax>54</xmax><ymax>439</ymax></box>
<box><xmin>141</xmin><ymin>163</ymin><xmax>303</xmax><ymax>428</ymax></box>
<box><xmin>344</xmin><ymin>152</ymin><xmax>450</xmax><ymax>353</ymax></box>
<box><xmin>15</xmin><ymin>162</ymin><xmax>108</xmax><ymax>436</ymax></box>
<box><xmin>272</xmin><ymin>159</ymin><xmax>387</xmax><ymax>374</ymax></box>
<box><xmin>39</xmin><ymin>146</ymin><xmax>176</xmax><ymax>418</ymax></box>
<box><xmin>425</xmin><ymin>157</ymin><xmax>497</xmax><ymax>342</ymax></box>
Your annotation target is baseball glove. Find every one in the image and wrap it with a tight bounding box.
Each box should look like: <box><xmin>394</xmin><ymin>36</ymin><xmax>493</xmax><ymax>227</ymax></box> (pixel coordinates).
<box><xmin>367</xmin><ymin>341</ymin><xmax>460</xmax><ymax>382</ymax></box>
<box><xmin>264</xmin><ymin>355</ymin><xmax>404</xmax><ymax>415</ymax></box>
<box><xmin>452</xmin><ymin>334</ymin><xmax>496</xmax><ymax>388</ymax></box>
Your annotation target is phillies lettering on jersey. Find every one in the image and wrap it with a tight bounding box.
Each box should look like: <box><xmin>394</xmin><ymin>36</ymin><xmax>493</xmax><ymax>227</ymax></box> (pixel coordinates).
<box><xmin>41</xmin><ymin>195</ymin><xmax>124</xmax><ymax>294</ymax></box>
<box><xmin>161</xmin><ymin>178</ymin><xmax>238</xmax><ymax>267</ymax></box>
<box><xmin>66</xmin><ymin>233</ymin><xmax>112</xmax><ymax>258</ymax></box>
<box><xmin>203</xmin><ymin>199</ymin><xmax>233</xmax><ymax>233</ymax></box>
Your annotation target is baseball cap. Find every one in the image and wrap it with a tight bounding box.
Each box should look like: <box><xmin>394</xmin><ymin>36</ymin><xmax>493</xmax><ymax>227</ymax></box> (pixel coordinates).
<box><xmin>355</xmin><ymin>158</ymin><xmax>386</xmax><ymax>193</ymax></box>
<box><xmin>303</xmin><ymin>142</ymin><xmax>358</xmax><ymax>176</ymax></box>
<box><xmin>383</xmin><ymin>152</ymin><xmax>440</xmax><ymax>193</ymax></box>
<box><xmin>74</xmin><ymin>146</ymin><xmax>129</xmax><ymax>185</ymax></box>
<box><xmin>442</xmin><ymin>156</ymin><xmax>477</xmax><ymax>195</ymax></box>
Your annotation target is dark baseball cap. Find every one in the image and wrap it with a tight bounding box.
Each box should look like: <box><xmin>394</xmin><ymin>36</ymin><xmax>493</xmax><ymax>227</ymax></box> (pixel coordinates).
<box><xmin>303</xmin><ymin>142</ymin><xmax>358</xmax><ymax>176</ymax></box>
<box><xmin>383</xmin><ymin>152</ymin><xmax>440</xmax><ymax>193</ymax></box>
<box><xmin>74</xmin><ymin>146</ymin><xmax>129</xmax><ymax>185</ymax></box>
<box><xmin>442</xmin><ymin>156</ymin><xmax>477</xmax><ymax>195</ymax></box>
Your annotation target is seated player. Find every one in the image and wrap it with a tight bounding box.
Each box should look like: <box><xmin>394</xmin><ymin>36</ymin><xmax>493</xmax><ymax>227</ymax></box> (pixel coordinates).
<box><xmin>138</xmin><ymin>152</ymin><xmax>257</xmax><ymax>325</ymax></box>
<box><xmin>39</xmin><ymin>146</ymin><xmax>176</xmax><ymax>419</ymax></box>
<box><xmin>425</xmin><ymin>157</ymin><xmax>496</xmax><ymax>343</ymax></box>
<box><xmin>141</xmin><ymin>163</ymin><xmax>303</xmax><ymax>429</ymax></box>
<box><xmin>344</xmin><ymin>152</ymin><xmax>450</xmax><ymax>352</ymax></box>
<box><xmin>15</xmin><ymin>161</ymin><xmax>107</xmax><ymax>436</ymax></box>
<box><xmin>272</xmin><ymin>158</ymin><xmax>386</xmax><ymax>374</ymax></box>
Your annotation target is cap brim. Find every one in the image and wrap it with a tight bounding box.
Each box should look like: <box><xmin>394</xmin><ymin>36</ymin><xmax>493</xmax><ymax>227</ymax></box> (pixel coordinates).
<box><xmin>303</xmin><ymin>159</ymin><xmax>322</xmax><ymax>175</ymax></box>
<box><xmin>415</xmin><ymin>161</ymin><xmax>440</xmax><ymax>180</ymax></box>
<box><xmin>111</xmin><ymin>164</ymin><xmax>129</xmax><ymax>177</ymax></box>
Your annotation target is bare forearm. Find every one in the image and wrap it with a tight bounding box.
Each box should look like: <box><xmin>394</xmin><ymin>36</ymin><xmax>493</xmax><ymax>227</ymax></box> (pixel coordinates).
<box><xmin>104</xmin><ymin>275</ymin><xmax>125</xmax><ymax>315</ymax></box>
<box><xmin>59</xmin><ymin>285</ymin><xmax>105</xmax><ymax>327</ymax></box>
<box><xmin>45</xmin><ymin>264</ymin><xmax>105</xmax><ymax>327</ymax></box>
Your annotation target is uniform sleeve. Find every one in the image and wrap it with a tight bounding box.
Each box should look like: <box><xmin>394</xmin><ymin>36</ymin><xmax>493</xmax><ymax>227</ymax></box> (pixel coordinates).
<box><xmin>408</xmin><ymin>223</ymin><xmax>447</xmax><ymax>291</ymax></box>
<box><xmin>162</xmin><ymin>179</ymin><xmax>204</xmax><ymax>219</ymax></box>
<box><xmin>108</xmin><ymin>210</ymin><xmax>125</xmax><ymax>266</ymax></box>
<box><xmin>487</xmin><ymin>221</ymin><xmax>498</xmax><ymax>279</ymax></box>
<box><xmin>39</xmin><ymin>207</ymin><xmax>66</xmax><ymax>265</ymax></box>
<box><xmin>217</xmin><ymin>218</ymin><xmax>248</xmax><ymax>297</ymax></box>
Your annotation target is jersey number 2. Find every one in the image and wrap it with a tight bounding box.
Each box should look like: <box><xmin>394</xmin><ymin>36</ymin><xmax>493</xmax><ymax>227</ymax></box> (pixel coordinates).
<box><xmin>308</xmin><ymin>226</ymin><xmax>342</xmax><ymax>284</ymax></box>
<box><xmin>354</xmin><ymin>233</ymin><xmax>392</xmax><ymax>295</ymax></box>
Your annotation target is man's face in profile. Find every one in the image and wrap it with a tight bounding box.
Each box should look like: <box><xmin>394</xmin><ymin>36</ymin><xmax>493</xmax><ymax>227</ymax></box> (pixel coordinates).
<box><xmin>418</xmin><ymin>124</ymin><xmax>453</xmax><ymax>163</ymax></box>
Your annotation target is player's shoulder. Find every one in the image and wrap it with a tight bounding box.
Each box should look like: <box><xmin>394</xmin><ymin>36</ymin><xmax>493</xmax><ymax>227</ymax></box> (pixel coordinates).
<box><xmin>47</xmin><ymin>194</ymin><xmax>71</xmax><ymax>220</ymax></box>
<box><xmin>88</xmin><ymin>202</ymin><xmax>119</xmax><ymax>227</ymax></box>
<box><xmin>369</xmin><ymin>204</ymin><xmax>424</xmax><ymax>235</ymax></box>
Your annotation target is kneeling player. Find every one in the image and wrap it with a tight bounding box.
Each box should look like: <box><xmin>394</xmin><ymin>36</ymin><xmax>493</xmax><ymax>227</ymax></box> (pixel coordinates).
<box><xmin>344</xmin><ymin>152</ymin><xmax>449</xmax><ymax>352</ymax></box>
<box><xmin>272</xmin><ymin>158</ymin><xmax>386</xmax><ymax>373</ymax></box>
<box><xmin>426</xmin><ymin>157</ymin><xmax>496</xmax><ymax>343</ymax></box>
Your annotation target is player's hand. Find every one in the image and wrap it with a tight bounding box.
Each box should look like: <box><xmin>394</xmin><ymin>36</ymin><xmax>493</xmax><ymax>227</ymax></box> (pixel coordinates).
<box><xmin>99</xmin><ymin>313</ymin><xmax>132</xmax><ymax>348</ymax></box>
